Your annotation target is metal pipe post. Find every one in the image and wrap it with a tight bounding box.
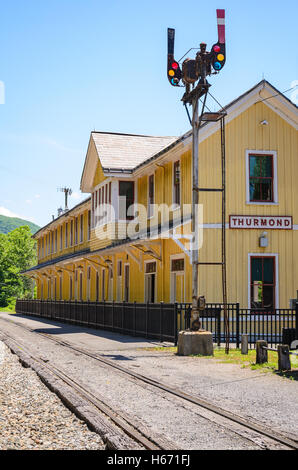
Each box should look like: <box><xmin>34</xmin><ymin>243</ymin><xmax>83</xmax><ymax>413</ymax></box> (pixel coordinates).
<box><xmin>191</xmin><ymin>95</ymin><xmax>200</xmax><ymax>329</ymax></box>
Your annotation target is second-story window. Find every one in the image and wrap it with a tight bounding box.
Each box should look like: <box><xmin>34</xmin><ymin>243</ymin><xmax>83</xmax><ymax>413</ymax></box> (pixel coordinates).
<box><xmin>148</xmin><ymin>174</ymin><xmax>154</xmax><ymax>218</ymax></box>
<box><xmin>65</xmin><ymin>223</ymin><xmax>68</xmax><ymax>248</ymax></box>
<box><xmin>60</xmin><ymin>226</ymin><xmax>63</xmax><ymax>251</ymax></box>
<box><xmin>70</xmin><ymin>220</ymin><xmax>73</xmax><ymax>246</ymax></box>
<box><xmin>80</xmin><ymin>214</ymin><xmax>84</xmax><ymax>242</ymax></box>
<box><xmin>119</xmin><ymin>181</ymin><xmax>134</xmax><ymax>220</ymax></box>
<box><xmin>249</xmin><ymin>154</ymin><xmax>274</xmax><ymax>202</ymax></box>
<box><xmin>75</xmin><ymin>217</ymin><xmax>78</xmax><ymax>245</ymax></box>
<box><xmin>88</xmin><ymin>210</ymin><xmax>91</xmax><ymax>240</ymax></box>
<box><xmin>173</xmin><ymin>160</ymin><xmax>180</xmax><ymax>206</ymax></box>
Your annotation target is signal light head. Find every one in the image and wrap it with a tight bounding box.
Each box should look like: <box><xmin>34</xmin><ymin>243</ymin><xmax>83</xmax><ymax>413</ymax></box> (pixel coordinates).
<box><xmin>213</xmin><ymin>62</ymin><xmax>222</xmax><ymax>70</ymax></box>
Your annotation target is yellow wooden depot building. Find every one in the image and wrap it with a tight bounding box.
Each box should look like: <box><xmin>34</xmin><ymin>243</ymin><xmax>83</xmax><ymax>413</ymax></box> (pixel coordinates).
<box><xmin>25</xmin><ymin>81</ymin><xmax>298</xmax><ymax>309</ymax></box>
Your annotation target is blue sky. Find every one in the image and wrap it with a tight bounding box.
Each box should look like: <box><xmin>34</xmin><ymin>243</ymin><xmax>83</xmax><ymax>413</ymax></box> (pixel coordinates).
<box><xmin>0</xmin><ymin>0</ymin><xmax>297</xmax><ymax>227</ymax></box>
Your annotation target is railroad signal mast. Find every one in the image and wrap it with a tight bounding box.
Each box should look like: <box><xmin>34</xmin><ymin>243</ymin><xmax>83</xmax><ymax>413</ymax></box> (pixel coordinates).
<box><xmin>167</xmin><ymin>10</ymin><xmax>228</xmax><ymax>346</ymax></box>
<box><xmin>58</xmin><ymin>187</ymin><xmax>72</xmax><ymax>212</ymax></box>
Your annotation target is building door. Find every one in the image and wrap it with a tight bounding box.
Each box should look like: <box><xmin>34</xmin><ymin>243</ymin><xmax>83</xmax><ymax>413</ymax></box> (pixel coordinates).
<box><xmin>250</xmin><ymin>256</ymin><xmax>275</xmax><ymax>309</ymax></box>
<box><xmin>116</xmin><ymin>261</ymin><xmax>122</xmax><ymax>301</ymax></box>
<box><xmin>108</xmin><ymin>267</ymin><xmax>113</xmax><ymax>301</ymax></box>
<box><xmin>101</xmin><ymin>269</ymin><xmax>106</xmax><ymax>301</ymax></box>
<box><xmin>170</xmin><ymin>257</ymin><xmax>185</xmax><ymax>303</ymax></box>
<box><xmin>87</xmin><ymin>267</ymin><xmax>91</xmax><ymax>301</ymax></box>
<box><xmin>96</xmin><ymin>272</ymin><xmax>100</xmax><ymax>301</ymax></box>
<box><xmin>79</xmin><ymin>272</ymin><xmax>83</xmax><ymax>301</ymax></box>
<box><xmin>124</xmin><ymin>264</ymin><xmax>130</xmax><ymax>302</ymax></box>
<box><xmin>145</xmin><ymin>261</ymin><xmax>156</xmax><ymax>303</ymax></box>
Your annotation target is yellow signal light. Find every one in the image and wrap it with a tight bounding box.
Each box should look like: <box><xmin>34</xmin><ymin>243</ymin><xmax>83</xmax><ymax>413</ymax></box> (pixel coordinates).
<box><xmin>217</xmin><ymin>54</ymin><xmax>224</xmax><ymax>61</ymax></box>
<box><xmin>168</xmin><ymin>70</ymin><xmax>175</xmax><ymax>77</ymax></box>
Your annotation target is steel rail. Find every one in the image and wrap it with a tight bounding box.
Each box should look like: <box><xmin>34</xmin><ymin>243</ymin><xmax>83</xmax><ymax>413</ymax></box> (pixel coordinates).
<box><xmin>0</xmin><ymin>330</ymin><xmax>173</xmax><ymax>451</ymax></box>
<box><xmin>1</xmin><ymin>316</ymin><xmax>298</xmax><ymax>450</ymax></box>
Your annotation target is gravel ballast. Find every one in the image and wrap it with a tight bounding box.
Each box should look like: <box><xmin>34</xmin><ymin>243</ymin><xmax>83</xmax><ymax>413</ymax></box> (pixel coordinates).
<box><xmin>0</xmin><ymin>341</ymin><xmax>105</xmax><ymax>450</ymax></box>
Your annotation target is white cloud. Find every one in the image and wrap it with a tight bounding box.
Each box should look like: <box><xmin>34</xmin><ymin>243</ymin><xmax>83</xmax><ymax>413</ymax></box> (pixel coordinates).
<box><xmin>34</xmin><ymin>194</ymin><xmax>40</xmax><ymax>199</ymax></box>
<box><xmin>0</xmin><ymin>206</ymin><xmax>21</xmax><ymax>218</ymax></box>
<box><xmin>0</xmin><ymin>206</ymin><xmax>38</xmax><ymax>224</ymax></box>
<box><xmin>70</xmin><ymin>191</ymin><xmax>83</xmax><ymax>200</ymax></box>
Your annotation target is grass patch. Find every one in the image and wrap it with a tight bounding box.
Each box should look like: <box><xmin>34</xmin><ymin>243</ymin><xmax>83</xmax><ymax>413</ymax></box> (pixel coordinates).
<box><xmin>0</xmin><ymin>306</ymin><xmax>15</xmax><ymax>313</ymax></box>
<box><xmin>147</xmin><ymin>345</ymin><xmax>281</xmax><ymax>372</ymax></box>
<box><xmin>141</xmin><ymin>345</ymin><xmax>297</xmax><ymax>379</ymax></box>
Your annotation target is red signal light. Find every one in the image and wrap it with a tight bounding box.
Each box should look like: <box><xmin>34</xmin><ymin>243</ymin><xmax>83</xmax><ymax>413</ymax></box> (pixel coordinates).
<box><xmin>171</xmin><ymin>62</ymin><xmax>179</xmax><ymax>70</ymax></box>
<box><xmin>213</xmin><ymin>45</ymin><xmax>220</xmax><ymax>52</ymax></box>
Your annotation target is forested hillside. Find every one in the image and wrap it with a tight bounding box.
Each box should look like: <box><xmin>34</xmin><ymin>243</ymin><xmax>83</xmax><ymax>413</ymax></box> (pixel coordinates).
<box><xmin>0</xmin><ymin>215</ymin><xmax>40</xmax><ymax>234</ymax></box>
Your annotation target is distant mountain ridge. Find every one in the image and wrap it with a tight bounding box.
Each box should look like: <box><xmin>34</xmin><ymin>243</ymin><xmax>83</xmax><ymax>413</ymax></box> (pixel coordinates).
<box><xmin>0</xmin><ymin>215</ymin><xmax>40</xmax><ymax>235</ymax></box>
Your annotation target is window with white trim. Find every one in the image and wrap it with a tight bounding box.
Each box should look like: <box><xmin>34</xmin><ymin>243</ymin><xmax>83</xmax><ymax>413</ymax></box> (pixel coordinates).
<box><xmin>246</xmin><ymin>151</ymin><xmax>278</xmax><ymax>204</ymax></box>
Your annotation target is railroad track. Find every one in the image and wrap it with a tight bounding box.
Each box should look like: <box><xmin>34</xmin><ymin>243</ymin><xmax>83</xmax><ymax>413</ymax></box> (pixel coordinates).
<box><xmin>0</xmin><ymin>329</ymin><xmax>175</xmax><ymax>451</ymax></box>
<box><xmin>0</xmin><ymin>316</ymin><xmax>297</xmax><ymax>450</ymax></box>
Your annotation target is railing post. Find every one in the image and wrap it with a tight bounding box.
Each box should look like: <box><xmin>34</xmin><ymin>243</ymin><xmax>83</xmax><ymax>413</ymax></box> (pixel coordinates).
<box><xmin>217</xmin><ymin>308</ymin><xmax>221</xmax><ymax>347</ymax></box>
<box><xmin>236</xmin><ymin>303</ymin><xmax>240</xmax><ymax>349</ymax></box>
<box><xmin>278</xmin><ymin>344</ymin><xmax>291</xmax><ymax>371</ymax></box>
<box><xmin>256</xmin><ymin>340</ymin><xmax>268</xmax><ymax>364</ymax></box>
<box><xmin>241</xmin><ymin>334</ymin><xmax>249</xmax><ymax>354</ymax></box>
<box><xmin>112</xmin><ymin>300</ymin><xmax>115</xmax><ymax>332</ymax></box>
<box><xmin>146</xmin><ymin>302</ymin><xmax>149</xmax><ymax>338</ymax></box>
<box><xmin>174</xmin><ymin>302</ymin><xmax>178</xmax><ymax>346</ymax></box>
<box><xmin>160</xmin><ymin>302</ymin><xmax>163</xmax><ymax>343</ymax></box>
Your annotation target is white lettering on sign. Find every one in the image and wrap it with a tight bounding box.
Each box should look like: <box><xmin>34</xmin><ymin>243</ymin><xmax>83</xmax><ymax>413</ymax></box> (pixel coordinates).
<box><xmin>229</xmin><ymin>216</ymin><xmax>293</xmax><ymax>230</ymax></box>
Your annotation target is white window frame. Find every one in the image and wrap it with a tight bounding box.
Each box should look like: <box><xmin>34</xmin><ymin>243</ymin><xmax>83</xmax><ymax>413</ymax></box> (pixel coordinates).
<box><xmin>245</xmin><ymin>150</ymin><xmax>278</xmax><ymax>205</ymax></box>
<box><xmin>101</xmin><ymin>268</ymin><xmax>106</xmax><ymax>301</ymax></box>
<box><xmin>147</xmin><ymin>173</ymin><xmax>155</xmax><ymax>219</ymax></box>
<box><xmin>80</xmin><ymin>214</ymin><xmax>84</xmax><ymax>243</ymax></box>
<box><xmin>247</xmin><ymin>253</ymin><xmax>279</xmax><ymax>309</ymax></box>
<box><xmin>144</xmin><ymin>260</ymin><xmax>157</xmax><ymax>303</ymax></box>
<box><xmin>124</xmin><ymin>263</ymin><xmax>130</xmax><ymax>302</ymax></box>
<box><xmin>172</xmin><ymin>160</ymin><xmax>181</xmax><ymax>209</ymax></box>
<box><xmin>170</xmin><ymin>253</ymin><xmax>185</xmax><ymax>303</ymax></box>
<box><xmin>116</xmin><ymin>260</ymin><xmax>123</xmax><ymax>301</ymax></box>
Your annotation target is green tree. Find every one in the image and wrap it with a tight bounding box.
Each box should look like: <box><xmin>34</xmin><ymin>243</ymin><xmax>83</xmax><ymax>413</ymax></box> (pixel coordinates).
<box><xmin>0</xmin><ymin>226</ymin><xmax>36</xmax><ymax>307</ymax></box>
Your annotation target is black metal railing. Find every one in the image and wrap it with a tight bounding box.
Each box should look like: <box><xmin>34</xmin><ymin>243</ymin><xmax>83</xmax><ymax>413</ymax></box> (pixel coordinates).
<box><xmin>15</xmin><ymin>299</ymin><xmax>178</xmax><ymax>344</ymax></box>
<box><xmin>176</xmin><ymin>302</ymin><xmax>298</xmax><ymax>348</ymax></box>
<box><xmin>15</xmin><ymin>299</ymin><xmax>298</xmax><ymax>348</ymax></box>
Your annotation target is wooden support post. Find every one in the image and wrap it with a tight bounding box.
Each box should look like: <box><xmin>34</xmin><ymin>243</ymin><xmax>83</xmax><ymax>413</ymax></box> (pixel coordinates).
<box><xmin>277</xmin><ymin>345</ymin><xmax>291</xmax><ymax>371</ymax></box>
<box><xmin>256</xmin><ymin>340</ymin><xmax>268</xmax><ymax>364</ymax></box>
<box><xmin>241</xmin><ymin>334</ymin><xmax>248</xmax><ymax>355</ymax></box>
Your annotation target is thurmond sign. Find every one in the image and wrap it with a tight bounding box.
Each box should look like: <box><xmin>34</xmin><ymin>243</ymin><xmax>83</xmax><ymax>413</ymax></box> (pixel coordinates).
<box><xmin>229</xmin><ymin>215</ymin><xmax>293</xmax><ymax>230</ymax></box>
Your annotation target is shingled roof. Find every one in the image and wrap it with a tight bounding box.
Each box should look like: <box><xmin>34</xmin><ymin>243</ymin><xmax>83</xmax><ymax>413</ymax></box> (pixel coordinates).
<box><xmin>91</xmin><ymin>132</ymin><xmax>177</xmax><ymax>171</ymax></box>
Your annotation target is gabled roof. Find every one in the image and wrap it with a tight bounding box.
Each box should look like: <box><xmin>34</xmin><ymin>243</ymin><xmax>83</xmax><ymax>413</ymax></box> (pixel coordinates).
<box><xmin>92</xmin><ymin>132</ymin><xmax>177</xmax><ymax>171</ymax></box>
